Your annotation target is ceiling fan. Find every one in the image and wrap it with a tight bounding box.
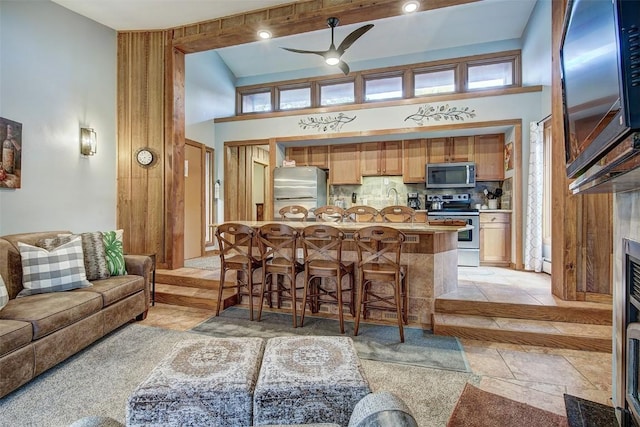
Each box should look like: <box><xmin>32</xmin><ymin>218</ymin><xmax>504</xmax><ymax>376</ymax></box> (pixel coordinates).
<box><xmin>281</xmin><ymin>17</ymin><xmax>374</xmax><ymax>75</ymax></box>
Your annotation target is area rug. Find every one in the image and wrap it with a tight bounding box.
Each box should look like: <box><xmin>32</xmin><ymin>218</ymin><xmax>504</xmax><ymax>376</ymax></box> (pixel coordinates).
<box><xmin>564</xmin><ymin>394</ymin><xmax>617</xmax><ymax>426</ymax></box>
<box><xmin>0</xmin><ymin>323</ymin><xmax>478</xmax><ymax>427</ymax></box>
<box><xmin>447</xmin><ymin>383</ymin><xmax>568</xmax><ymax>427</ymax></box>
<box><xmin>191</xmin><ymin>306</ymin><xmax>470</xmax><ymax>372</ymax></box>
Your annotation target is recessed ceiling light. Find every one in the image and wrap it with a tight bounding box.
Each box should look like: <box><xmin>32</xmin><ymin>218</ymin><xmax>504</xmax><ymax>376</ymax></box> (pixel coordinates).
<box><xmin>257</xmin><ymin>30</ymin><xmax>272</xmax><ymax>40</ymax></box>
<box><xmin>403</xmin><ymin>1</ymin><xmax>419</xmax><ymax>13</ymax></box>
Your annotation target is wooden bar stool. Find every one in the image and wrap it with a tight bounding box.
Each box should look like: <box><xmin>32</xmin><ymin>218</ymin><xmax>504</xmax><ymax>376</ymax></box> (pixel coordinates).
<box><xmin>353</xmin><ymin>226</ymin><xmax>408</xmax><ymax>342</ymax></box>
<box><xmin>279</xmin><ymin>205</ymin><xmax>308</xmax><ymax>221</ymax></box>
<box><xmin>379</xmin><ymin>205</ymin><xmax>415</xmax><ymax>223</ymax></box>
<box><xmin>256</xmin><ymin>223</ymin><xmax>304</xmax><ymax>327</ymax></box>
<box><xmin>314</xmin><ymin>205</ymin><xmax>345</xmax><ymax>222</ymax></box>
<box><xmin>300</xmin><ymin>224</ymin><xmax>355</xmax><ymax>333</ymax></box>
<box><xmin>344</xmin><ymin>205</ymin><xmax>379</xmax><ymax>223</ymax></box>
<box><xmin>215</xmin><ymin>223</ymin><xmax>262</xmax><ymax>320</ymax></box>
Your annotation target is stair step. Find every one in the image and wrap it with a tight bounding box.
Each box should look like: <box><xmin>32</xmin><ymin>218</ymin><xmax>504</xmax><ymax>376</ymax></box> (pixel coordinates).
<box><xmin>433</xmin><ymin>313</ymin><xmax>612</xmax><ymax>352</ymax></box>
<box><xmin>156</xmin><ymin>267</ymin><xmax>231</xmax><ymax>290</ymax></box>
<box><xmin>435</xmin><ymin>298</ymin><xmax>612</xmax><ymax>325</ymax></box>
<box><xmin>155</xmin><ymin>283</ymin><xmax>237</xmax><ymax>311</ymax></box>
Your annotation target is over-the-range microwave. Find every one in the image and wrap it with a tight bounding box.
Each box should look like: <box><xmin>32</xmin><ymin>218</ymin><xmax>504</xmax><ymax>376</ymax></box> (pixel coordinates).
<box><xmin>426</xmin><ymin>162</ymin><xmax>476</xmax><ymax>189</ymax></box>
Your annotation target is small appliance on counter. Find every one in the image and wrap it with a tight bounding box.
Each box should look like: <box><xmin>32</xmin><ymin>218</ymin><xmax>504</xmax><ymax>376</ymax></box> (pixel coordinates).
<box><xmin>407</xmin><ymin>192</ymin><xmax>420</xmax><ymax>209</ymax></box>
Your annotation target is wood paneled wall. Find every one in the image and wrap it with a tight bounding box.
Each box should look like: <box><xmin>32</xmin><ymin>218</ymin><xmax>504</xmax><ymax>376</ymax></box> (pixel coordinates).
<box><xmin>224</xmin><ymin>143</ymin><xmax>270</xmax><ymax>221</ymax></box>
<box><xmin>551</xmin><ymin>0</ymin><xmax>612</xmax><ymax>300</ymax></box>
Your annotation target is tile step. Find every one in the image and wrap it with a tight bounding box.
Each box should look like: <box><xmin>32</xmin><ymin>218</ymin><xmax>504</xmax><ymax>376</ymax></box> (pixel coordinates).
<box><xmin>435</xmin><ymin>298</ymin><xmax>612</xmax><ymax>325</ymax></box>
<box><xmin>432</xmin><ymin>313</ymin><xmax>612</xmax><ymax>352</ymax></box>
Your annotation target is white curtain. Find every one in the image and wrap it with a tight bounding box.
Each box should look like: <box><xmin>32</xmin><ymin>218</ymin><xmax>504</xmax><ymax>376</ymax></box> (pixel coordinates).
<box><xmin>524</xmin><ymin>121</ymin><xmax>544</xmax><ymax>272</ymax></box>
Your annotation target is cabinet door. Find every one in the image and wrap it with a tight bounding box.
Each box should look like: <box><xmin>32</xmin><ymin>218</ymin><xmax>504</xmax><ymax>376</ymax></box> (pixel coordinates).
<box><xmin>382</xmin><ymin>140</ymin><xmax>403</xmax><ymax>175</ymax></box>
<box><xmin>285</xmin><ymin>146</ymin><xmax>307</xmax><ymax>165</ymax></box>
<box><xmin>403</xmin><ymin>139</ymin><xmax>427</xmax><ymax>183</ymax></box>
<box><xmin>360</xmin><ymin>142</ymin><xmax>382</xmax><ymax>176</ymax></box>
<box><xmin>308</xmin><ymin>145</ymin><xmax>329</xmax><ymax>169</ymax></box>
<box><xmin>427</xmin><ymin>138</ymin><xmax>449</xmax><ymax>163</ymax></box>
<box><xmin>449</xmin><ymin>136</ymin><xmax>475</xmax><ymax>163</ymax></box>
<box><xmin>330</xmin><ymin>144</ymin><xmax>361</xmax><ymax>184</ymax></box>
<box><xmin>474</xmin><ymin>134</ymin><xmax>505</xmax><ymax>181</ymax></box>
<box><xmin>480</xmin><ymin>212</ymin><xmax>511</xmax><ymax>266</ymax></box>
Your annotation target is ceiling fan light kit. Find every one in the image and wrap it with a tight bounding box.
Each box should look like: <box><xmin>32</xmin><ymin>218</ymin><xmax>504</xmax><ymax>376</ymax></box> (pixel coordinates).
<box><xmin>281</xmin><ymin>17</ymin><xmax>373</xmax><ymax>75</ymax></box>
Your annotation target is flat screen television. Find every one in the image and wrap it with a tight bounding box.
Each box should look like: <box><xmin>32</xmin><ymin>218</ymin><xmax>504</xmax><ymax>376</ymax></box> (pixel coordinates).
<box><xmin>560</xmin><ymin>0</ymin><xmax>640</xmax><ymax>181</ymax></box>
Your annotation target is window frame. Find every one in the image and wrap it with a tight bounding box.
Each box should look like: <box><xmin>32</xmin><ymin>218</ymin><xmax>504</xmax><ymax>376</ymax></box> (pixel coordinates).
<box><xmin>238</xmin><ymin>88</ymin><xmax>274</xmax><ymax>115</ymax></box>
<box><xmin>464</xmin><ymin>54</ymin><xmax>520</xmax><ymax>92</ymax></box>
<box><xmin>317</xmin><ymin>77</ymin><xmax>356</xmax><ymax>107</ymax></box>
<box><xmin>412</xmin><ymin>64</ymin><xmax>459</xmax><ymax>98</ymax></box>
<box><xmin>276</xmin><ymin>83</ymin><xmax>313</xmax><ymax>111</ymax></box>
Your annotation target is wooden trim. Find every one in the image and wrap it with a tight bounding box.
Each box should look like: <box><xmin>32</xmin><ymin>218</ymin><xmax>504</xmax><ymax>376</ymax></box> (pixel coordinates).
<box><xmin>217</xmin><ymin>85</ymin><xmax>543</xmax><ymax>123</ymax></box>
<box><xmin>514</xmin><ymin>122</ymin><xmax>524</xmax><ymax>269</ymax></box>
<box><xmin>171</xmin><ymin>0</ymin><xmax>480</xmax><ymax>54</ymax></box>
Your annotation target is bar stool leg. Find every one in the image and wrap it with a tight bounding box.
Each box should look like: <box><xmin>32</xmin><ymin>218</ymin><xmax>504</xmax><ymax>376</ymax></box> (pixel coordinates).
<box><xmin>394</xmin><ymin>273</ymin><xmax>405</xmax><ymax>343</ymax></box>
<box><xmin>336</xmin><ymin>273</ymin><xmax>345</xmax><ymax>334</ymax></box>
<box><xmin>353</xmin><ymin>274</ymin><xmax>364</xmax><ymax>337</ymax></box>
<box><xmin>244</xmin><ymin>268</ymin><xmax>254</xmax><ymax>321</ymax></box>
<box><xmin>216</xmin><ymin>268</ymin><xmax>227</xmax><ymax>317</ymax></box>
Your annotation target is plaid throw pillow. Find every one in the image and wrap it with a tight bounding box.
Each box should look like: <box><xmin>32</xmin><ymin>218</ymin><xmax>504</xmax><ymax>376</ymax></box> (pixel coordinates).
<box><xmin>38</xmin><ymin>232</ymin><xmax>110</xmax><ymax>281</ymax></box>
<box><xmin>0</xmin><ymin>274</ymin><xmax>8</xmax><ymax>310</ymax></box>
<box><xmin>17</xmin><ymin>237</ymin><xmax>92</xmax><ymax>297</ymax></box>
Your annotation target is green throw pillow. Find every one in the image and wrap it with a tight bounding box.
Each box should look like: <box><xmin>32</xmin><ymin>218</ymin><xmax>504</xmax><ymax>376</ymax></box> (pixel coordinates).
<box><xmin>103</xmin><ymin>230</ymin><xmax>127</xmax><ymax>276</ymax></box>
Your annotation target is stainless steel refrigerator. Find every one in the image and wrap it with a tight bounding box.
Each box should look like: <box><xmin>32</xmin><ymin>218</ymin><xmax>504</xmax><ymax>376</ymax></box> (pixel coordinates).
<box><xmin>273</xmin><ymin>166</ymin><xmax>327</xmax><ymax>219</ymax></box>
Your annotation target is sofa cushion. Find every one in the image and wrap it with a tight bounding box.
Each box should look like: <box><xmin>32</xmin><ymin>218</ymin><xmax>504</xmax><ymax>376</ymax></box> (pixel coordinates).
<box><xmin>75</xmin><ymin>275</ymin><xmax>145</xmax><ymax>307</ymax></box>
<box><xmin>0</xmin><ymin>291</ymin><xmax>102</xmax><ymax>340</ymax></box>
<box><xmin>0</xmin><ymin>274</ymin><xmax>8</xmax><ymax>311</ymax></box>
<box><xmin>0</xmin><ymin>319</ymin><xmax>32</xmax><ymax>357</ymax></box>
<box><xmin>18</xmin><ymin>237</ymin><xmax>92</xmax><ymax>297</ymax></box>
<box><xmin>103</xmin><ymin>230</ymin><xmax>127</xmax><ymax>276</ymax></box>
<box><xmin>38</xmin><ymin>232</ymin><xmax>110</xmax><ymax>281</ymax></box>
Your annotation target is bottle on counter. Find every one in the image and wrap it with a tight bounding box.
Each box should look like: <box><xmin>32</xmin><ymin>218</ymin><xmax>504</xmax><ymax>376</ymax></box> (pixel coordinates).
<box><xmin>2</xmin><ymin>125</ymin><xmax>15</xmax><ymax>174</ymax></box>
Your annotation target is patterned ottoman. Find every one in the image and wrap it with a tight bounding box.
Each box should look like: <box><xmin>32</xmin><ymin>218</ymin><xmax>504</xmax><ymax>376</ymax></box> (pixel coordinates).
<box><xmin>126</xmin><ymin>337</ymin><xmax>264</xmax><ymax>427</ymax></box>
<box><xmin>253</xmin><ymin>336</ymin><xmax>371</xmax><ymax>426</ymax></box>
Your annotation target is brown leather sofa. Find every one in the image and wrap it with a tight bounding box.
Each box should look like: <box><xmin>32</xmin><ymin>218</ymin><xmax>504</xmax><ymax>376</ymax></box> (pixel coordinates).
<box><xmin>0</xmin><ymin>231</ymin><xmax>152</xmax><ymax>398</ymax></box>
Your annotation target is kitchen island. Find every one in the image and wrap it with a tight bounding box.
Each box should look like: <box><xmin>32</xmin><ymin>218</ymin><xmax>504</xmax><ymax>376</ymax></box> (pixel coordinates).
<box><xmin>226</xmin><ymin>221</ymin><xmax>469</xmax><ymax>328</ymax></box>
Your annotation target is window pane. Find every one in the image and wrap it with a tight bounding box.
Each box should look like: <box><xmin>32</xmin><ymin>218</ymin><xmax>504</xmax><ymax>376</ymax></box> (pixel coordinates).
<box><xmin>242</xmin><ymin>92</ymin><xmax>272</xmax><ymax>113</ymax></box>
<box><xmin>320</xmin><ymin>82</ymin><xmax>354</xmax><ymax>106</ymax></box>
<box><xmin>415</xmin><ymin>69</ymin><xmax>456</xmax><ymax>95</ymax></box>
<box><xmin>468</xmin><ymin>62</ymin><xmax>513</xmax><ymax>89</ymax></box>
<box><xmin>365</xmin><ymin>76</ymin><xmax>403</xmax><ymax>101</ymax></box>
<box><xmin>279</xmin><ymin>87</ymin><xmax>311</xmax><ymax>110</ymax></box>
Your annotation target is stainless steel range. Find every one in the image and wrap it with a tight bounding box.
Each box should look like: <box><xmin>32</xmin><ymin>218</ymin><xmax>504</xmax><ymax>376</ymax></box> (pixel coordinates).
<box><xmin>426</xmin><ymin>193</ymin><xmax>480</xmax><ymax>267</ymax></box>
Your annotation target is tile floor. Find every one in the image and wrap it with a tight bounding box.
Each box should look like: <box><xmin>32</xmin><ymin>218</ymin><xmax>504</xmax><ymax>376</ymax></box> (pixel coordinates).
<box><xmin>142</xmin><ymin>265</ymin><xmax>613</xmax><ymax>417</ymax></box>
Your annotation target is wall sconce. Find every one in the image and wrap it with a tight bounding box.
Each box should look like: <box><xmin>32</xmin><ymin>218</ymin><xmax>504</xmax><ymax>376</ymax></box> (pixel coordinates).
<box><xmin>80</xmin><ymin>127</ymin><xmax>97</xmax><ymax>156</ymax></box>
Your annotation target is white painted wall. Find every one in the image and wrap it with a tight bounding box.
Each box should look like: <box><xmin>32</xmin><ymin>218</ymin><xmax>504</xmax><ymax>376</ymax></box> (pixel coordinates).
<box><xmin>0</xmin><ymin>1</ymin><xmax>117</xmax><ymax>235</ymax></box>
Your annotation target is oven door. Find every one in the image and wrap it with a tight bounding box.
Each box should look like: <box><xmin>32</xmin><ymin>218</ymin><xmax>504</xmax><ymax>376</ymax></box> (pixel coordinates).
<box><xmin>428</xmin><ymin>212</ymin><xmax>479</xmax><ymax>249</ymax></box>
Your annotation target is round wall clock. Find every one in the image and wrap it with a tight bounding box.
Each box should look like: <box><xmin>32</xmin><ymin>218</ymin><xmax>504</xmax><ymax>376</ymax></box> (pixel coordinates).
<box><xmin>135</xmin><ymin>148</ymin><xmax>156</xmax><ymax>167</ymax></box>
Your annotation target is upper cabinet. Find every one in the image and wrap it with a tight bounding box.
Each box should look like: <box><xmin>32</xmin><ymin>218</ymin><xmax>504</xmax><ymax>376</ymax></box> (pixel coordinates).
<box><xmin>474</xmin><ymin>134</ymin><xmax>505</xmax><ymax>181</ymax></box>
<box><xmin>285</xmin><ymin>145</ymin><xmax>329</xmax><ymax>169</ymax></box>
<box><xmin>360</xmin><ymin>141</ymin><xmax>403</xmax><ymax>176</ymax></box>
<box><xmin>427</xmin><ymin>137</ymin><xmax>474</xmax><ymax>163</ymax></box>
<box><xmin>403</xmin><ymin>139</ymin><xmax>427</xmax><ymax>183</ymax></box>
<box><xmin>329</xmin><ymin>144</ymin><xmax>361</xmax><ymax>184</ymax></box>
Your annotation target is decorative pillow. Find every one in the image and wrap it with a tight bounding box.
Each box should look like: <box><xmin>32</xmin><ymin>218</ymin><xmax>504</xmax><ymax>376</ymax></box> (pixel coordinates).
<box><xmin>38</xmin><ymin>232</ymin><xmax>110</xmax><ymax>281</ymax></box>
<box><xmin>103</xmin><ymin>230</ymin><xmax>127</xmax><ymax>276</ymax></box>
<box><xmin>0</xmin><ymin>274</ymin><xmax>8</xmax><ymax>311</ymax></box>
<box><xmin>17</xmin><ymin>237</ymin><xmax>92</xmax><ymax>297</ymax></box>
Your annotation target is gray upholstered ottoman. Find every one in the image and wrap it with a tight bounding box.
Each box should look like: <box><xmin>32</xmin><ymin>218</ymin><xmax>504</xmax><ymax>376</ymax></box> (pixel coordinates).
<box><xmin>126</xmin><ymin>337</ymin><xmax>264</xmax><ymax>427</ymax></box>
<box><xmin>253</xmin><ymin>336</ymin><xmax>371</xmax><ymax>426</ymax></box>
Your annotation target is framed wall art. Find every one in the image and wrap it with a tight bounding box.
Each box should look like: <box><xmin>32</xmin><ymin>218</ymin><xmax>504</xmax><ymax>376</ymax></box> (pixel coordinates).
<box><xmin>0</xmin><ymin>117</ymin><xmax>22</xmax><ymax>189</ymax></box>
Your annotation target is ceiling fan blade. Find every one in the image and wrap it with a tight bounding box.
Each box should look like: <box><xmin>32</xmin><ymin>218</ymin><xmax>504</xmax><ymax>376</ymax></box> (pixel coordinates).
<box><xmin>337</xmin><ymin>60</ymin><xmax>350</xmax><ymax>75</ymax></box>
<box><xmin>337</xmin><ymin>24</ymin><xmax>374</xmax><ymax>55</ymax></box>
<box><xmin>281</xmin><ymin>47</ymin><xmax>327</xmax><ymax>57</ymax></box>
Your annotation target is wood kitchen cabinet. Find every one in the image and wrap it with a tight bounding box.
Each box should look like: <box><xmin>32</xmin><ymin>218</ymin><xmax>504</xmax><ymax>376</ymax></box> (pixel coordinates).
<box><xmin>360</xmin><ymin>141</ymin><xmax>403</xmax><ymax>176</ymax></box>
<box><xmin>480</xmin><ymin>212</ymin><xmax>511</xmax><ymax>266</ymax></box>
<box><xmin>329</xmin><ymin>144</ymin><xmax>361</xmax><ymax>184</ymax></box>
<box><xmin>427</xmin><ymin>136</ymin><xmax>474</xmax><ymax>163</ymax></box>
<box><xmin>285</xmin><ymin>145</ymin><xmax>329</xmax><ymax>168</ymax></box>
<box><xmin>403</xmin><ymin>138</ymin><xmax>427</xmax><ymax>183</ymax></box>
<box><xmin>474</xmin><ymin>134</ymin><xmax>505</xmax><ymax>181</ymax></box>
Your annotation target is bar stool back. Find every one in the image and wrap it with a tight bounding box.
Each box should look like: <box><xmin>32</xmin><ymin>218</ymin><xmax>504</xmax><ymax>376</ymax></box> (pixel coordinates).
<box><xmin>256</xmin><ymin>223</ymin><xmax>304</xmax><ymax>327</ymax></box>
<box><xmin>379</xmin><ymin>205</ymin><xmax>415</xmax><ymax>223</ymax></box>
<box><xmin>314</xmin><ymin>205</ymin><xmax>345</xmax><ymax>222</ymax></box>
<box><xmin>344</xmin><ymin>205</ymin><xmax>379</xmax><ymax>223</ymax></box>
<box><xmin>279</xmin><ymin>205</ymin><xmax>308</xmax><ymax>221</ymax></box>
<box><xmin>215</xmin><ymin>223</ymin><xmax>261</xmax><ymax>320</ymax></box>
<box><xmin>300</xmin><ymin>224</ymin><xmax>355</xmax><ymax>333</ymax></box>
<box><xmin>352</xmin><ymin>226</ymin><xmax>408</xmax><ymax>342</ymax></box>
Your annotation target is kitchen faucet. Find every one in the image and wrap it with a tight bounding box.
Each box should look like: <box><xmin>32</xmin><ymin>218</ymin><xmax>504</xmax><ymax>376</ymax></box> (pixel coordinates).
<box><xmin>387</xmin><ymin>187</ymin><xmax>399</xmax><ymax>205</ymax></box>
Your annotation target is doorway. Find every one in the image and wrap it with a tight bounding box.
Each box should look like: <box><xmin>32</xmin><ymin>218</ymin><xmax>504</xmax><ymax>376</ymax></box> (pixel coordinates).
<box><xmin>252</xmin><ymin>160</ymin><xmax>267</xmax><ymax>220</ymax></box>
<box><xmin>184</xmin><ymin>139</ymin><xmax>207</xmax><ymax>260</ymax></box>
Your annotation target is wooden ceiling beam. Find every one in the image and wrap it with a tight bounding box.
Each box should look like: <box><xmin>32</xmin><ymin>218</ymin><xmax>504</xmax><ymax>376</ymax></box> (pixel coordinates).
<box><xmin>171</xmin><ymin>0</ymin><xmax>478</xmax><ymax>53</ymax></box>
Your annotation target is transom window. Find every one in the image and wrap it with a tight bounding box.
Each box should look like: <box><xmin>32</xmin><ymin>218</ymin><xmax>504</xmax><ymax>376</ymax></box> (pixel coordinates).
<box><xmin>236</xmin><ymin>50</ymin><xmax>520</xmax><ymax>115</ymax></box>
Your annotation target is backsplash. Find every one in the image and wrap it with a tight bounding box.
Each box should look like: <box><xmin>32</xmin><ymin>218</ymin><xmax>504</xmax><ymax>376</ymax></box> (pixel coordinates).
<box><xmin>329</xmin><ymin>176</ymin><xmax>507</xmax><ymax>210</ymax></box>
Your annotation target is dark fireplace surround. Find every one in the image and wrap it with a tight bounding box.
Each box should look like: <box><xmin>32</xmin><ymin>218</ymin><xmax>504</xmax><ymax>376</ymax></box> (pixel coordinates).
<box><xmin>625</xmin><ymin>238</ymin><xmax>640</xmax><ymax>426</ymax></box>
